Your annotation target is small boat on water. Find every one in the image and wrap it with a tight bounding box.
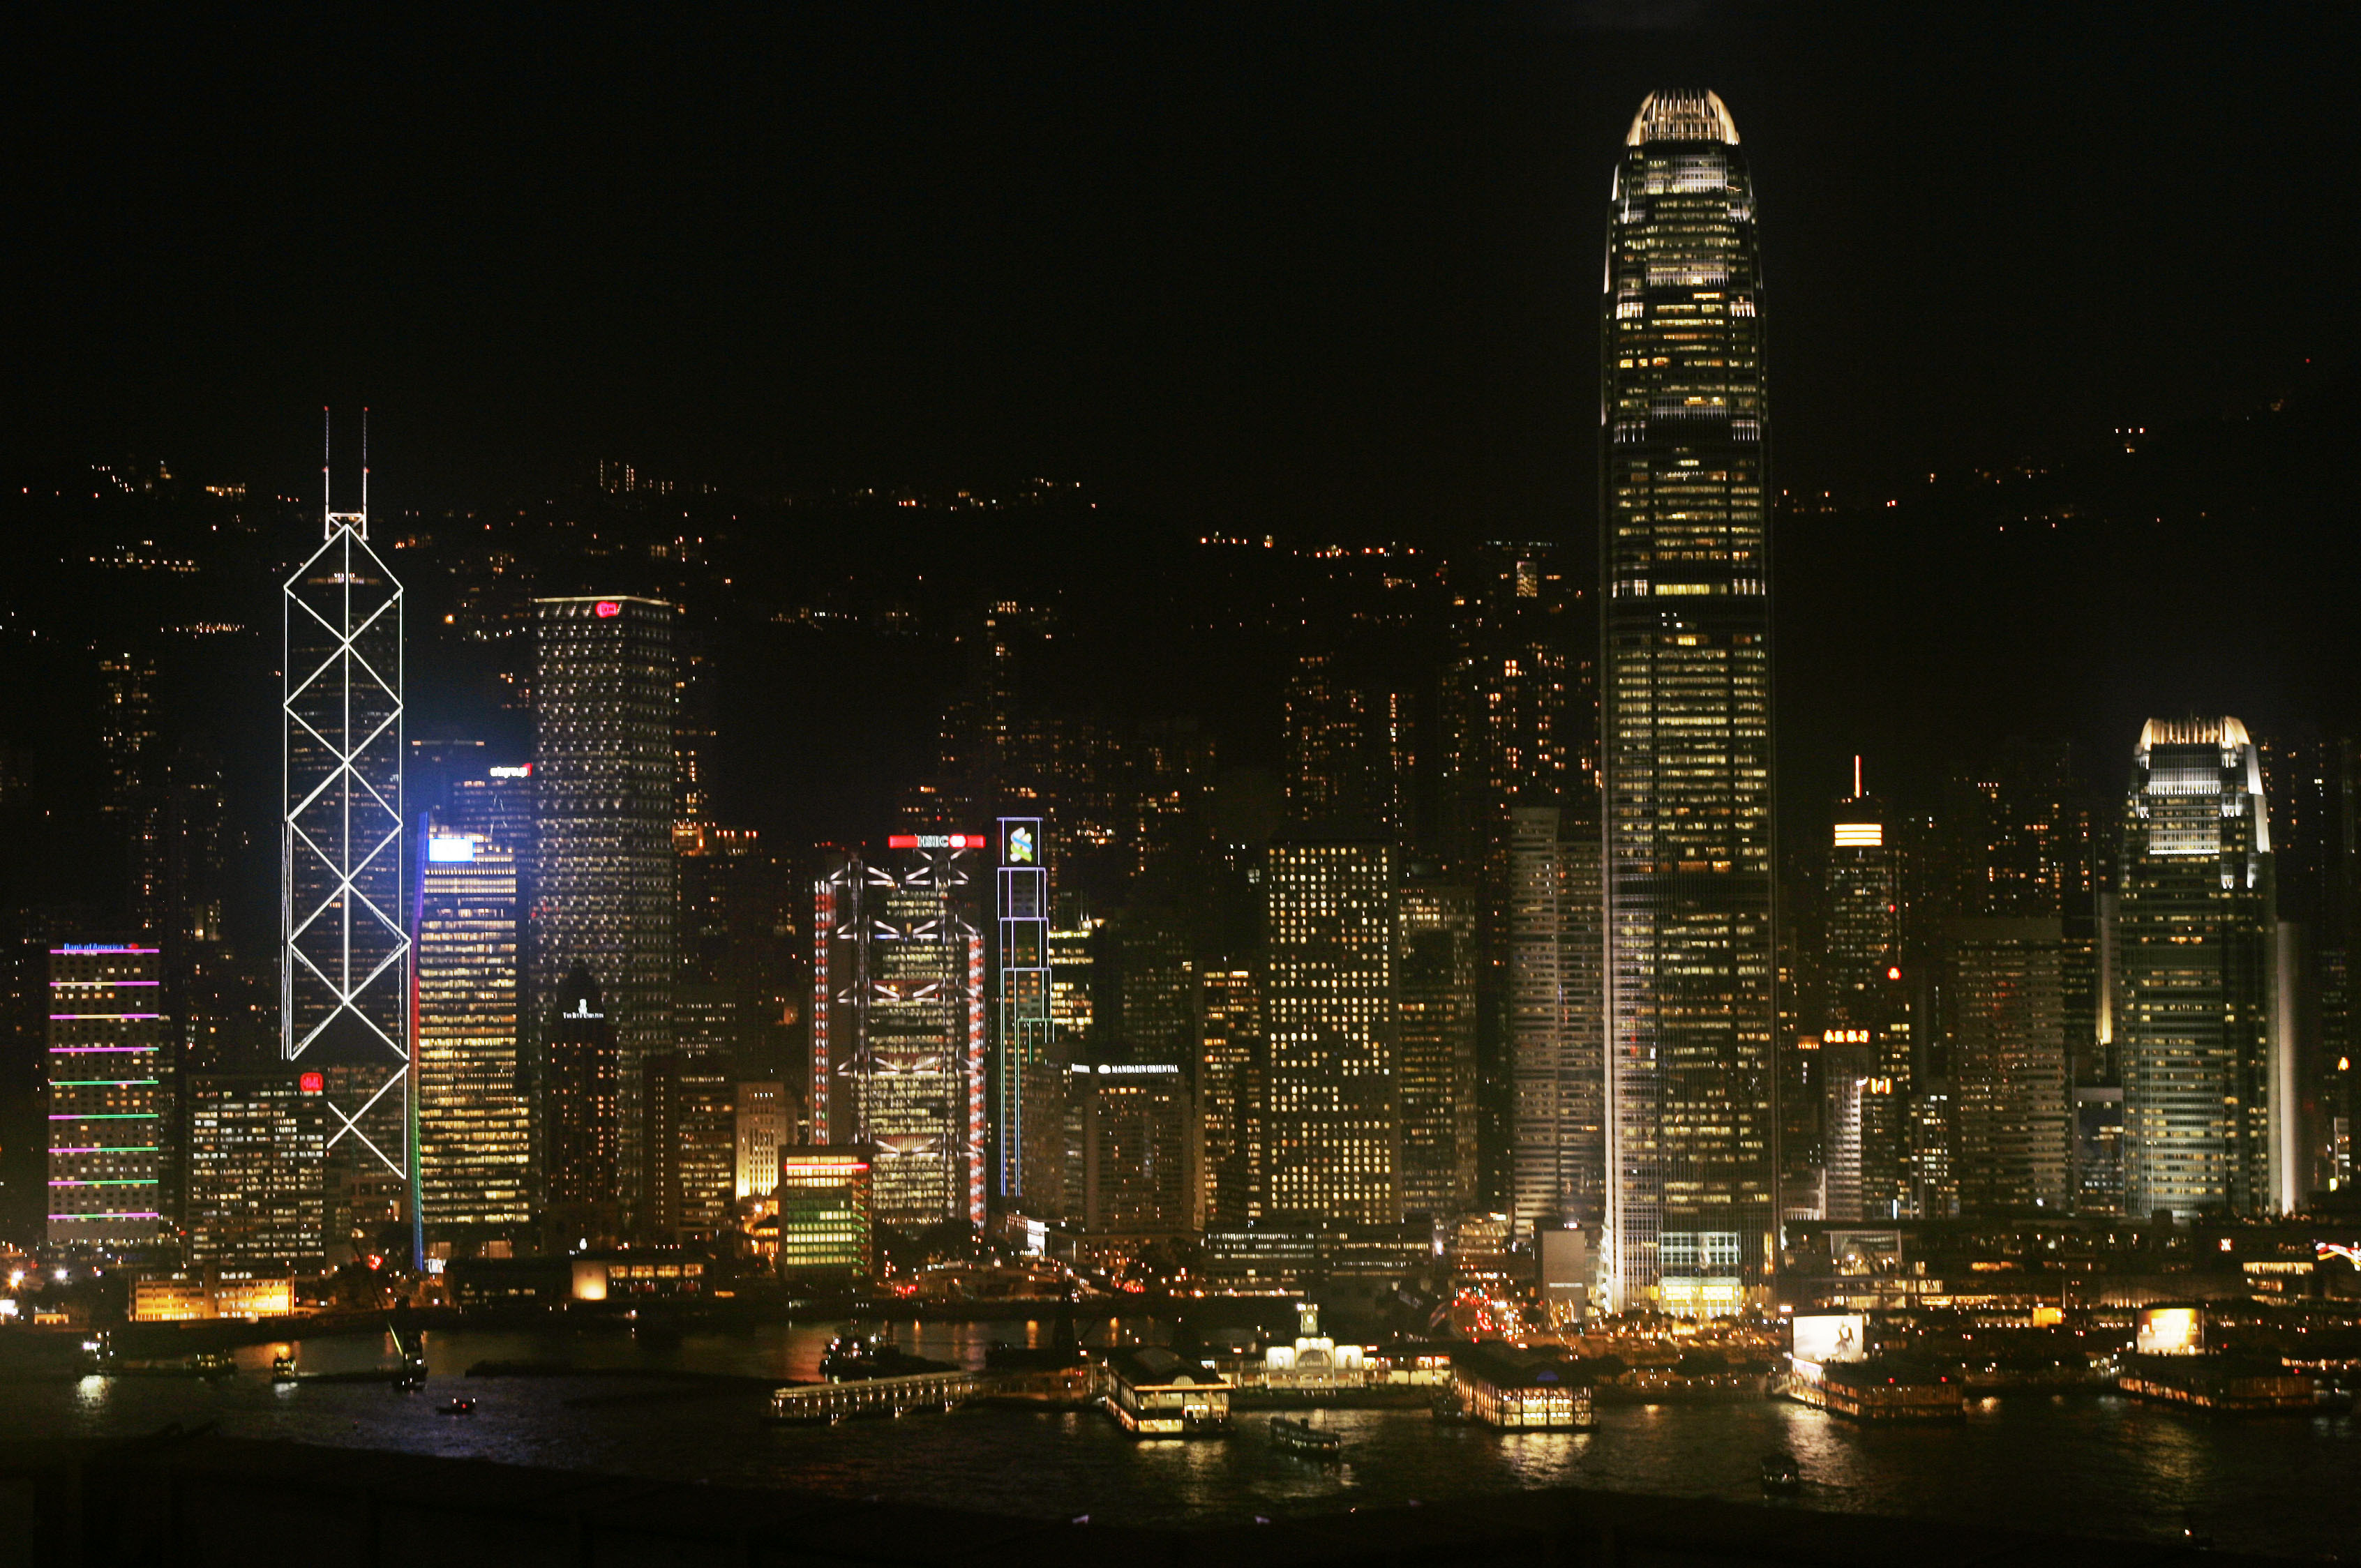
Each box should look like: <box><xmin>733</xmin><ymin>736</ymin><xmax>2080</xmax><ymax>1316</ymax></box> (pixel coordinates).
<box><xmin>1760</xmin><ymin>1451</ymin><xmax>1803</xmax><ymax>1493</ymax></box>
<box><xmin>1270</xmin><ymin>1415</ymin><xmax>1342</xmax><ymax>1458</ymax></box>
<box><xmin>439</xmin><ymin>1398</ymin><xmax>477</xmax><ymax>1417</ymax></box>
<box><xmin>270</xmin><ymin>1352</ymin><xmax>298</xmax><ymax>1383</ymax></box>
<box><xmin>820</xmin><ymin>1333</ymin><xmax>954</xmax><ymax>1383</ymax></box>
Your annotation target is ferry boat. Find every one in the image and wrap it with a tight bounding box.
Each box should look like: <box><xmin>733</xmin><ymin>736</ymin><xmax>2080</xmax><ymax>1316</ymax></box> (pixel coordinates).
<box><xmin>1269</xmin><ymin>1415</ymin><xmax>1342</xmax><ymax>1458</ymax></box>
<box><xmin>2117</xmin><ymin>1353</ymin><xmax>2318</xmax><ymax>1415</ymax></box>
<box><xmin>1760</xmin><ymin>1451</ymin><xmax>1802</xmax><ymax>1493</ymax></box>
<box><xmin>820</xmin><ymin>1334</ymin><xmax>954</xmax><ymax>1383</ymax></box>
<box><xmin>1094</xmin><ymin>1347</ymin><xmax>1232</xmax><ymax>1438</ymax></box>
<box><xmin>270</xmin><ymin>1352</ymin><xmax>299</xmax><ymax>1383</ymax></box>
<box><xmin>1781</xmin><ymin>1357</ymin><xmax>1963</xmax><ymax>1422</ymax></box>
<box><xmin>438</xmin><ymin>1397</ymin><xmax>477</xmax><ymax>1417</ymax></box>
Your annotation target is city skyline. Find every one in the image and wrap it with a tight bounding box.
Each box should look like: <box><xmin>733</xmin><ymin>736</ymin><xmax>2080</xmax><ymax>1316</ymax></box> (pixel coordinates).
<box><xmin>6</xmin><ymin>15</ymin><xmax>2361</xmax><ymax>1557</ymax></box>
<box><xmin>5</xmin><ymin>84</ymin><xmax>2355</xmax><ymax>1282</ymax></box>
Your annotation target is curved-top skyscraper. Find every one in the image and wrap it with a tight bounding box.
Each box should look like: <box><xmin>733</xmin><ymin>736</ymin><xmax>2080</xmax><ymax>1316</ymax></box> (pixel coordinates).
<box><xmin>1599</xmin><ymin>91</ymin><xmax>1774</xmax><ymax>1314</ymax></box>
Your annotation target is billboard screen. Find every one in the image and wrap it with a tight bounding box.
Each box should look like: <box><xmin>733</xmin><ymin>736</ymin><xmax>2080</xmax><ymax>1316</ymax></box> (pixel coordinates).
<box><xmin>2136</xmin><ymin>1305</ymin><xmax>2201</xmax><ymax>1355</ymax></box>
<box><xmin>1791</xmin><ymin>1312</ymin><xmax>1866</xmax><ymax>1364</ymax></box>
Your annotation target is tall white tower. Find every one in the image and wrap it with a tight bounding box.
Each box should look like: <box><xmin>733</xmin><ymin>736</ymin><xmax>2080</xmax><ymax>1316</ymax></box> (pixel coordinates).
<box><xmin>283</xmin><ymin>412</ymin><xmax>412</xmax><ymax>1261</ymax></box>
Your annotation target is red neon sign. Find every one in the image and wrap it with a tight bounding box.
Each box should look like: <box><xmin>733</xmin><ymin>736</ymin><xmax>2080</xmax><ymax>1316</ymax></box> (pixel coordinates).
<box><xmin>594</xmin><ymin>601</ymin><xmax>622</xmax><ymax>618</ymax></box>
<box><xmin>887</xmin><ymin>833</ymin><xmax>984</xmax><ymax>850</ymax></box>
<box><xmin>299</xmin><ymin>1071</ymin><xmax>324</xmax><ymax>1093</ymax></box>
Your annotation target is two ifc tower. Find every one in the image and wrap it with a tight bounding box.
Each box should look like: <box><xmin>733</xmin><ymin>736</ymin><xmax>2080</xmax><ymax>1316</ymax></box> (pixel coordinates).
<box><xmin>275</xmin><ymin>91</ymin><xmax>1779</xmax><ymax>1308</ymax></box>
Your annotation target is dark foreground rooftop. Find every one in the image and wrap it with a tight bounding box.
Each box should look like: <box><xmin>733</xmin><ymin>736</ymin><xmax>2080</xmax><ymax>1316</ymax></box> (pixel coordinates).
<box><xmin>0</xmin><ymin>1429</ymin><xmax>2293</xmax><ymax>1567</ymax></box>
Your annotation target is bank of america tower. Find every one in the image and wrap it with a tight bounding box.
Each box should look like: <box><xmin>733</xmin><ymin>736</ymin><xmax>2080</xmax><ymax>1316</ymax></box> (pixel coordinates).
<box><xmin>1600</xmin><ymin>91</ymin><xmax>1774</xmax><ymax>1313</ymax></box>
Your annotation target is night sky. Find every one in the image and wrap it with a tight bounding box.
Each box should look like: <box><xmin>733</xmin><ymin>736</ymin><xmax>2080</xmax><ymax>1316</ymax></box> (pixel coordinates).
<box><xmin>13</xmin><ymin>3</ymin><xmax>2361</xmax><ymax>831</ymax></box>
<box><xmin>17</xmin><ymin>4</ymin><xmax>2355</xmax><ymax>520</ymax></box>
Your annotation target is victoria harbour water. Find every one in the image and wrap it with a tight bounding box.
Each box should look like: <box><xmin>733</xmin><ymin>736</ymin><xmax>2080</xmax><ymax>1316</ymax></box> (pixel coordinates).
<box><xmin>5</xmin><ymin>1318</ymin><xmax>2357</xmax><ymax>1560</ymax></box>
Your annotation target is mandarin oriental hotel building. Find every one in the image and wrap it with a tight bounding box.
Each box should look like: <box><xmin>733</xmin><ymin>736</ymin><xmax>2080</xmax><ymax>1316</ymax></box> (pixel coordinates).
<box><xmin>47</xmin><ymin>942</ymin><xmax>168</xmax><ymax>1252</ymax></box>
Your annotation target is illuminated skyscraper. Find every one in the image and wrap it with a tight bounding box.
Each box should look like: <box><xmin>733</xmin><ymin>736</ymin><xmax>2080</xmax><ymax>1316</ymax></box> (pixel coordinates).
<box><xmin>1397</xmin><ymin>877</ymin><xmax>1478</xmax><ymax>1219</ymax></box>
<box><xmin>544</xmin><ymin>965</ymin><xmax>620</xmax><ymax>1238</ymax></box>
<box><xmin>1600</xmin><ymin>92</ymin><xmax>1774</xmax><ymax>1312</ymax></box>
<box><xmin>534</xmin><ymin>596</ymin><xmax>676</xmax><ymax>1225</ymax></box>
<box><xmin>1948</xmin><ymin>918</ymin><xmax>2071</xmax><ymax>1214</ymax></box>
<box><xmin>1061</xmin><ymin>1062</ymin><xmax>1196</xmax><ymax>1232</ymax></box>
<box><xmin>185</xmin><ymin>1072</ymin><xmax>326</xmax><ymax>1269</ymax></box>
<box><xmin>1264</xmin><ymin>840</ymin><xmax>1399</xmax><ymax>1223</ymax></box>
<box><xmin>1283</xmin><ymin>654</ymin><xmax>1413</xmax><ymax>837</ymax></box>
<box><xmin>643</xmin><ymin>1052</ymin><xmax>735</xmax><ymax>1240</ymax></box>
<box><xmin>675</xmin><ymin>826</ymin><xmax>797</xmax><ymax>1070</ymax></box>
<box><xmin>1047</xmin><ymin>894</ymin><xmax>1100</xmax><ymax>1041</ymax></box>
<box><xmin>1942</xmin><ymin>743</ymin><xmax>2098</xmax><ymax>1084</ymax></box>
<box><xmin>47</xmin><ymin>942</ymin><xmax>166</xmax><ymax>1253</ymax></box>
<box><xmin>1508</xmin><ymin>808</ymin><xmax>1605</xmax><ymax>1240</ymax></box>
<box><xmin>993</xmin><ymin>816</ymin><xmax>1051</xmax><ymax>1199</ymax></box>
<box><xmin>2253</xmin><ymin>732</ymin><xmax>2353</xmax><ymax>1199</ymax></box>
<box><xmin>446</xmin><ymin>761</ymin><xmax>535</xmax><ymax>919</ymax></box>
<box><xmin>99</xmin><ymin>652</ymin><xmax>167</xmax><ymax>935</ymax></box>
<box><xmin>283</xmin><ymin>436</ymin><xmax>410</xmax><ymax>1258</ymax></box>
<box><xmin>1822</xmin><ymin>767</ymin><xmax>1907</xmax><ymax>1218</ymax></box>
<box><xmin>1103</xmin><ymin>905</ymin><xmax>1196</xmax><ymax>1062</ymax></box>
<box><xmin>770</xmin><ymin>1146</ymin><xmax>873</xmax><ymax>1281</ymax></box>
<box><xmin>413</xmin><ymin>827</ymin><xmax>532</xmax><ymax>1237</ymax></box>
<box><xmin>2117</xmin><ymin>718</ymin><xmax>2283</xmax><ymax>1219</ymax></box>
<box><xmin>1435</xmin><ymin>543</ymin><xmax>1582</xmax><ymax>1203</ymax></box>
<box><xmin>812</xmin><ymin>834</ymin><xmax>987</xmax><ymax>1231</ymax></box>
<box><xmin>1197</xmin><ymin>966</ymin><xmax>1261</xmax><ymax>1226</ymax></box>
<box><xmin>2072</xmin><ymin>1084</ymin><xmax>2126</xmax><ymax>1216</ymax></box>
<box><xmin>677</xmin><ymin>1062</ymin><xmax>737</xmax><ymax>1237</ymax></box>
<box><xmin>735</xmin><ymin>1080</ymin><xmax>789</xmax><ymax>1200</ymax></box>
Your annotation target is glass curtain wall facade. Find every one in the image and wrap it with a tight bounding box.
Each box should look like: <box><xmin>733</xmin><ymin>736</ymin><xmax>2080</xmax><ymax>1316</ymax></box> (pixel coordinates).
<box><xmin>533</xmin><ymin>596</ymin><xmax>676</xmax><ymax>1228</ymax></box>
<box><xmin>283</xmin><ymin>470</ymin><xmax>409</xmax><ymax>1259</ymax></box>
<box><xmin>1508</xmin><ymin>808</ymin><xmax>1607</xmax><ymax>1241</ymax></box>
<box><xmin>414</xmin><ymin>827</ymin><xmax>532</xmax><ymax>1237</ymax></box>
<box><xmin>2118</xmin><ymin>718</ymin><xmax>2279</xmax><ymax>1220</ymax></box>
<box><xmin>1600</xmin><ymin>91</ymin><xmax>1774</xmax><ymax>1313</ymax></box>
<box><xmin>1948</xmin><ymin>917</ymin><xmax>2073</xmax><ymax>1213</ymax></box>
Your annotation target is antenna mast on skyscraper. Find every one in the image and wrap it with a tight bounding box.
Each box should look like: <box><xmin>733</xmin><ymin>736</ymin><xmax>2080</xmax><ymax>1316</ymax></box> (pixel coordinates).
<box><xmin>323</xmin><ymin>405</ymin><xmax>368</xmax><ymax>541</ymax></box>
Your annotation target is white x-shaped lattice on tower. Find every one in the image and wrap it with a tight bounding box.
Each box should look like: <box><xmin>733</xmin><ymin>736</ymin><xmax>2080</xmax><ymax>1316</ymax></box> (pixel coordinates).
<box><xmin>283</xmin><ymin>458</ymin><xmax>411</xmax><ymax>1191</ymax></box>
